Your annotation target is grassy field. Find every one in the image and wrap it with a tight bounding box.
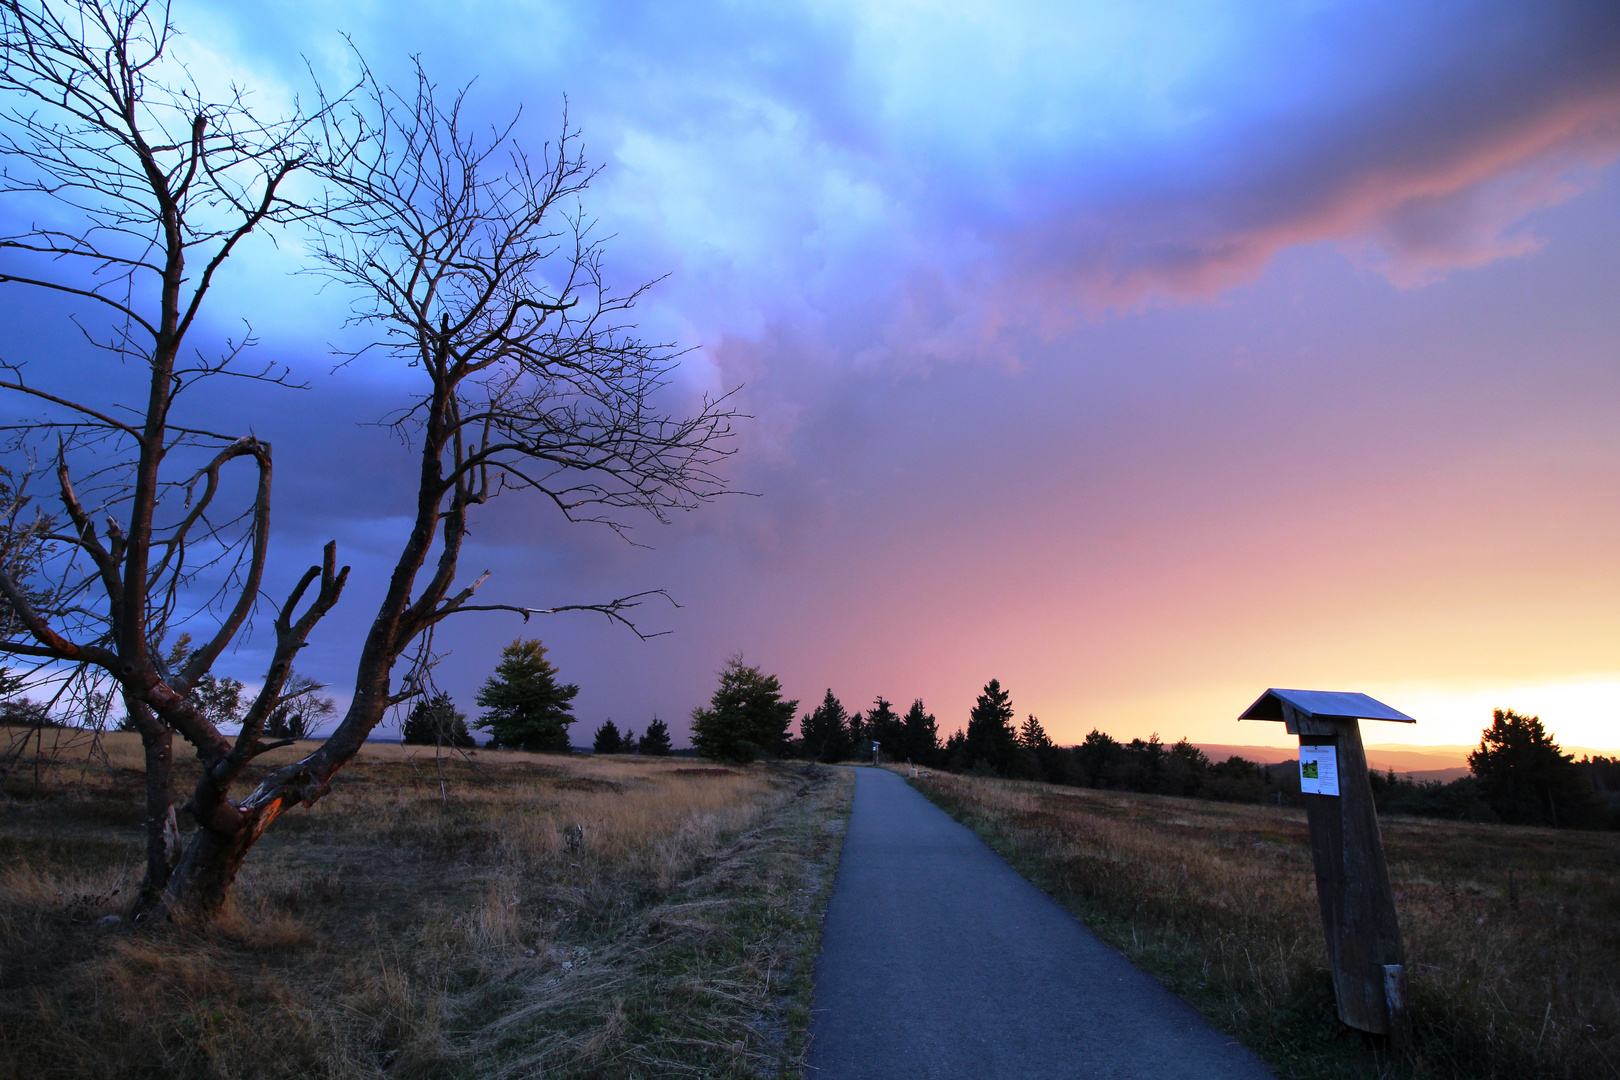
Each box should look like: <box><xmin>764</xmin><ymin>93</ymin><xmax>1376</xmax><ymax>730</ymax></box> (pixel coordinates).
<box><xmin>0</xmin><ymin>731</ymin><xmax>852</xmax><ymax>1079</ymax></box>
<box><xmin>905</xmin><ymin>769</ymin><xmax>1620</xmax><ymax>1080</ymax></box>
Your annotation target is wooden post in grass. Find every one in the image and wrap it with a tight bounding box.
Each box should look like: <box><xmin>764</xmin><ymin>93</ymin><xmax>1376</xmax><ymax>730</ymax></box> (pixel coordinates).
<box><xmin>1240</xmin><ymin>689</ymin><xmax>1414</xmax><ymax>1046</ymax></box>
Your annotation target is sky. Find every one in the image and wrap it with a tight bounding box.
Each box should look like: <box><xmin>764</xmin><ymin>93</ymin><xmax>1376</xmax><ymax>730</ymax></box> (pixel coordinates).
<box><xmin>6</xmin><ymin>0</ymin><xmax>1620</xmax><ymax>753</ymax></box>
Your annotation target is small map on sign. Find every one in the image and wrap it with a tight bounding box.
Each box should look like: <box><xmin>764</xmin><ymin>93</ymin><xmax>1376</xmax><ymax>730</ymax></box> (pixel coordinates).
<box><xmin>1299</xmin><ymin>744</ymin><xmax>1340</xmax><ymax>796</ymax></box>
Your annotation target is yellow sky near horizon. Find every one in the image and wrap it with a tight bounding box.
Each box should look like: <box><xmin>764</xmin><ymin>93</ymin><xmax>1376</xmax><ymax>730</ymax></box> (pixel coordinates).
<box><xmin>1037</xmin><ymin>676</ymin><xmax>1620</xmax><ymax>756</ymax></box>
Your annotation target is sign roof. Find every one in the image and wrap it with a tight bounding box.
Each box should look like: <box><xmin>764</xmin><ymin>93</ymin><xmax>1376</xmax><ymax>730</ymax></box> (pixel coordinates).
<box><xmin>1239</xmin><ymin>688</ymin><xmax>1416</xmax><ymax>724</ymax></box>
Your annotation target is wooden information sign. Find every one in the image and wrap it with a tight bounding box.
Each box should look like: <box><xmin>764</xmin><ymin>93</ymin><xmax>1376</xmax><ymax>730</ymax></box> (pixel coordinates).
<box><xmin>1239</xmin><ymin>688</ymin><xmax>1414</xmax><ymax>1047</ymax></box>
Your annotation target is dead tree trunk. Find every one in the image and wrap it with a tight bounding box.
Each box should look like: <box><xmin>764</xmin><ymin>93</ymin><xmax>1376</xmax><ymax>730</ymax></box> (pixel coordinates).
<box><xmin>162</xmin><ymin>799</ymin><xmax>282</xmax><ymax>920</ymax></box>
<box><xmin>129</xmin><ymin>698</ymin><xmax>180</xmax><ymax>913</ymax></box>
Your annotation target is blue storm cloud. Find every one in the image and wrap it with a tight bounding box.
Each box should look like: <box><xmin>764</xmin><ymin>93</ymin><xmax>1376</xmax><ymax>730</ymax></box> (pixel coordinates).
<box><xmin>185</xmin><ymin>1</ymin><xmax>1620</xmax><ymax>345</ymax></box>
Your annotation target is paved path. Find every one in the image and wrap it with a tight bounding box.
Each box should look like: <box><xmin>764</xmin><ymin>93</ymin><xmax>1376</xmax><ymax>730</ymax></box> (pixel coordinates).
<box><xmin>808</xmin><ymin>767</ymin><xmax>1275</xmax><ymax>1079</ymax></box>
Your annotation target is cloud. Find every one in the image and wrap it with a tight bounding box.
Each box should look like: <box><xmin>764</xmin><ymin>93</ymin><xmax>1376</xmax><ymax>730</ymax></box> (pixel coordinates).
<box><xmin>156</xmin><ymin>0</ymin><xmax>1620</xmax><ymax>364</ymax></box>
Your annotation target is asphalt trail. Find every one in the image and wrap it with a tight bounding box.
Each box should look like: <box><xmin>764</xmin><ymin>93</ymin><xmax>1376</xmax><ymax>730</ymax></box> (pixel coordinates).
<box><xmin>807</xmin><ymin>767</ymin><xmax>1275</xmax><ymax>1079</ymax></box>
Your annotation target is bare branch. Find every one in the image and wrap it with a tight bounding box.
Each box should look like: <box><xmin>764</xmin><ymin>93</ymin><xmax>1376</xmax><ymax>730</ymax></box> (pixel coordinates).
<box><xmin>0</xmin><ymin>366</ymin><xmax>145</xmax><ymax>439</ymax></box>
<box><xmin>0</xmin><ymin>562</ymin><xmax>115</xmax><ymax>664</ymax></box>
<box><xmin>436</xmin><ymin>589</ymin><xmax>681</xmax><ymax>641</ymax></box>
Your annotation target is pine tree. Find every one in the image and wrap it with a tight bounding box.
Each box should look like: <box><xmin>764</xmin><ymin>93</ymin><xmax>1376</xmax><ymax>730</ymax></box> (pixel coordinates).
<box><xmin>621</xmin><ymin>727</ymin><xmax>637</xmax><ymax>751</ymax></box>
<box><xmin>474</xmin><ymin>639</ymin><xmax>579</xmax><ymax>753</ymax></box>
<box><xmin>965</xmin><ymin>678</ymin><xmax>1018</xmax><ymax>776</ymax></box>
<box><xmin>592</xmin><ymin>719</ymin><xmax>624</xmax><ymax>754</ymax></box>
<box><xmin>847</xmin><ymin>710</ymin><xmax>866</xmax><ymax>754</ymax></box>
<box><xmin>1469</xmin><ymin>708</ymin><xmax>1600</xmax><ymax>826</ymax></box>
<box><xmin>1004</xmin><ymin>712</ymin><xmax>1051</xmax><ymax>781</ymax></box>
<box><xmin>690</xmin><ymin>656</ymin><xmax>799</xmax><ymax>763</ymax></box>
<box><xmin>1017</xmin><ymin>714</ymin><xmax>1052</xmax><ymax>750</ymax></box>
<box><xmin>865</xmin><ymin>696</ymin><xmax>903</xmax><ymax>762</ymax></box>
<box><xmin>800</xmin><ymin>689</ymin><xmax>851</xmax><ymax>763</ymax></box>
<box><xmin>638</xmin><ymin>717</ymin><xmax>673</xmax><ymax>756</ymax></box>
<box><xmin>401</xmin><ymin>691</ymin><xmax>476</xmax><ymax>747</ymax></box>
<box><xmin>900</xmin><ymin>699</ymin><xmax>940</xmax><ymax>766</ymax></box>
<box><xmin>1163</xmin><ymin>738</ymin><xmax>1209</xmax><ymax>797</ymax></box>
<box><xmin>1075</xmin><ymin>728</ymin><xmax>1120</xmax><ymax>786</ymax></box>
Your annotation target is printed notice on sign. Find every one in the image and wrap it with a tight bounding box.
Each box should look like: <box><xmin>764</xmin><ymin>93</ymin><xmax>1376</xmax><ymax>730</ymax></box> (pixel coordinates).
<box><xmin>1299</xmin><ymin>744</ymin><xmax>1340</xmax><ymax>796</ymax></box>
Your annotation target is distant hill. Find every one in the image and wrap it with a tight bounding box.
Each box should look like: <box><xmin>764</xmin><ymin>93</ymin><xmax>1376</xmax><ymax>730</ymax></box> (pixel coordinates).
<box><xmin>1192</xmin><ymin>744</ymin><xmax>1298</xmax><ymax>767</ymax></box>
<box><xmin>1195</xmin><ymin>742</ymin><xmax>1476</xmax><ymax>777</ymax></box>
<box><xmin>1194</xmin><ymin>742</ymin><xmax>1614</xmax><ymax>784</ymax></box>
<box><xmin>1396</xmin><ymin>767</ymin><xmax>1472</xmax><ymax>783</ymax></box>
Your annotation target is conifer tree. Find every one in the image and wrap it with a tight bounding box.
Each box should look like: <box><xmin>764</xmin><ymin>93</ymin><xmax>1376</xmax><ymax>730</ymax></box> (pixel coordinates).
<box><xmin>474</xmin><ymin>640</ymin><xmax>579</xmax><ymax>753</ymax></box>
<box><xmin>690</xmin><ymin>656</ymin><xmax>798</xmax><ymax>763</ymax></box>
<box><xmin>592</xmin><ymin>719</ymin><xmax>624</xmax><ymax>754</ymax></box>
<box><xmin>401</xmin><ymin>691</ymin><xmax>476</xmax><ymax>747</ymax></box>
<box><xmin>965</xmin><ymin>679</ymin><xmax>1018</xmax><ymax>776</ymax></box>
<box><xmin>1016</xmin><ymin>713</ymin><xmax>1058</xmax><ymax>781</ymax></box>
<box><xmin>638</xmin><ymin>717</ymin><xmax>673</xmax><ymax>756</ymax></box>
<box><xmin>1469</xmin><ymin>708</ymin><xmax>1600</xmax><ymax>826</ymax></box>
<box><xmin>1163</xmin><ymin>738</ymin><xmax>1209</xmax><ymax>796</ymax></box>
<box><xmin>800</xmin><ymin>689</ymin><xmax>851</xmax><ymax>763</ymax></box>
<box><xmin>1075</xmin><ymin>728</ymin><xmax>1121</xmax><ymax>786</ymax></box>
<box><xmin>901</xmin><ymin>698</ymin><xmax>940</xmax><ymax>765</ymax></box>
<box><xmin>866</xmin><ymin>696</ymin><xmax>904</xmax><ymax>762</ymax></box>
<box><xmin>1018</xmin><ymin>714</ymin><xmax>1052</xmax><ymax>749</ymax></box>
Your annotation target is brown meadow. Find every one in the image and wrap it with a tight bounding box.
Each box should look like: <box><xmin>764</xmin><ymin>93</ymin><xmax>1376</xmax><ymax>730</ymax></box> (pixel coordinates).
<box><xmin>0</xmin><ymin>730</ymin><xmax>850</xmax><ymax>1079</ymax></box>
<box><xmin>906</xmin><ymin>768</ymin><xmax>1620</xmax><ymax>1080</ymax></box>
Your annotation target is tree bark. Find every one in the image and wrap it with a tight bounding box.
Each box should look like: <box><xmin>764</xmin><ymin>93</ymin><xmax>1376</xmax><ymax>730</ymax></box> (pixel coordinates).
<box><xmin>158</xmin><ymin>617</ymin><xmax>395</xmax><ymax>920</ymax></box>
<box><xmin>155</xmin><ymin>544</ymin><xmax>351</xmax><ymax>920</ymax></box>
<box><xmin>160</xmin><ymin>801</ymin><xmax>282</xmax><ymax>922</ymax></box>
<box><xmin>127</xmin><ymin>698</ymin><xmax>180</xmax><ymax>916</ymax></box>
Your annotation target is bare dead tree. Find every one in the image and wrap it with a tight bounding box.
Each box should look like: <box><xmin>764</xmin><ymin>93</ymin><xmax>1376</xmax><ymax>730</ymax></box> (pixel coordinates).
<box><xmin>0</xmin><ymin>0</ymin><xmax>348</xmax><ymax>914</ymax></box>
<box><xmin>149</xmin><ymin>64</ymin><xmax>738</xmax><ymax>919</ymax></box>
<box><xmin>1</xmin><ymin>4</ymin><xmax>733</xmax><ymax>922</ymax></box>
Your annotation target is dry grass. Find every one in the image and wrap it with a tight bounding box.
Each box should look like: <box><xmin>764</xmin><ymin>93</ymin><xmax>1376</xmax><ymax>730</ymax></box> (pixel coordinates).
<box><xmin>905</xmin><ymin>769</ymin><xmax>1620</xmax><ymax>1080</ymax></box>
<box><xmin>0</xmin><ymin>731</ymin><xmax>852</xmax><ymax>1079</ymax></box>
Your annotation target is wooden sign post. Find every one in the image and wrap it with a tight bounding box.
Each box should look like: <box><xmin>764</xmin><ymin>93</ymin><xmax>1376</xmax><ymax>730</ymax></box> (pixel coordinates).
<box><xmin>1240</xmin><ymin>689</ymin><xmax>1414</xmax><ymax>1048</ymax></box>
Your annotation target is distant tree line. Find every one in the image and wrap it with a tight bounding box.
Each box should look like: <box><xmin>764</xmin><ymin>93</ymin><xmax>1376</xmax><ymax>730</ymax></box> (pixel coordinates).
<box><xmin>0</xmin><ymin>632</ymin><xmax>672</xmax><ymax>760</ymax></box>
<box><xmin>1364</xmin><ymin>709</ymin><xmax>1616</xmax><ymax>829</ymax></box>
<box><xmin>781</xmin><ymin>678</ymin><xmax>1281</xmax><ymax>801</ymax></box>
<box><xmin>12</xmin><ymin>628</ymin><xmax>1613</xmax><ymax>830</ymax></box>
<box><xmin>777</xmin><ymin>678</ymin><xmax>1620</xmax><ymax>831</ymax></box>
<box><xmin>394</xmin><ymin>638</ymin><xmax>672</xmax><ymax>756</ymax></box>
<box><xmin>589</xmin><ymin>717</ymin><xmax>672</xmax><ymax>756</ymax></box>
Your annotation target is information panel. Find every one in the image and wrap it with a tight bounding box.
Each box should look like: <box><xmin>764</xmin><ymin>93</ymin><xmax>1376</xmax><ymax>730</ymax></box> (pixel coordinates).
<box><xmin>1299</xmin><ymin>744</ymin><xmax>1340</xmax><ymax>796</ymax></box>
